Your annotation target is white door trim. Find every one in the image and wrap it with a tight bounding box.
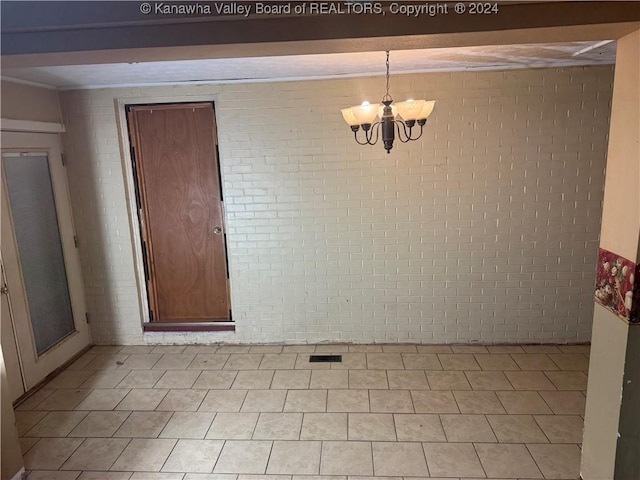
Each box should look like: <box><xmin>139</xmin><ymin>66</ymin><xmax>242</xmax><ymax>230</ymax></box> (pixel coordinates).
<box><xmin>1</xmin><ymin>118</ymin><xmax>65</xmax><ymax>134</ymax></box>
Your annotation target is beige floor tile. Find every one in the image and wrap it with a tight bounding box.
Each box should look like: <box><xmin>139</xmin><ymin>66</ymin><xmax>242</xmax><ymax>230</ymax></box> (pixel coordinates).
<box><xmin>267</xmin><ymin>441</ymin><xmax>321</xmax><ymax>474</ymax></box>
<box><xmin>348</xmin><ymin>413</ymin><xmax>396</xmax><ymax>441</ymax></box>
<box><xmin>348</xmin><ymin>370</ymin><xmax>388</xmax><ymax>389</ymax></box>
<box><xmin>111</xmin><ymin>438</ymin><xmax>177</xmax><ymax>472</ymax></box>
<box><xmin>193</xmin><ymin>371</ymin><xmax>238</xmax><ymax>389</ymax></box>
<box><xmin>182</xmin><ymin>346</ymin><xmax>222</xmax><ymax>354</ymax></box>
<box><xmin>23</xmin><ymin>437</ymin><xmax>84</xmax><ymax>470</ymax></box>
<box><xmin>25</xmin><ymin>411</ymin><xmax>88</xmax><ymax>437</ymax></box>
<box><xmin>295</xmin><ymin>355</ymin><xmax>330</xmax><ymax>370</ymax></box>
<box><xmin>511</xmin><ymin>353</ymin><xmax>558</xmax><ymax>370</ymax></box>
<box><xmin>185</xmin><ymin>475</ymin><xmax>237</xmax><ymax>480</ymax></box>
<box><xmin>188</xmin><ymin>354</ymin><xmax>230</xmax><ymax>370</ymax></box>
<box><xmin>19</xmin><ymin>436</ymin><xmax>39</xmax><ymax>454</ymax></box>
<box><xmin>382</xmin><ymin>345</ymin><xmax>418</xmax><ymax>353</ymax></box>
<box><xmin>320</xmin><ymin>441</ymin><xmax>373</xmax><ymax>476</ymax></box>
<box><xmin>271</xmin><ymin>370</ymin><xmax>311</xmax><ymax>389</ymax></box>
<box><xmin>366</xmin><ymin>353</ymin><xmax>404</xmax><ymax>369</ymax></box>
<box><xmin>300</xmin><ymin>413</ymin><xmax>347</xmax><ymax>440</ymax></box>
<box><xmin>199</xmin><ymin>390</ymin><xmax>248</xmax><ymax>412</ymax></box>
<box><xmin>349</xmin><ymin>345</ymin><xmax>383</xmax><ymax>352</ymax></box>
<box><xmin>527</xmin><ymin>443</ymin><xmax>582</xmax><ymax>479</ymax></box>
<box><xmin>310</xmin><ymin>370</ymin><xmax>348</xmax><ymax>389</ymax></box>
<box><xmin>68</xmin><ymin>411</ymin><xmax>130</xmax><ymax>437</ymax></box>
<box><xmin>240</xmin><ymin>390</ymin><xmax>286</xmax><ymax>413</ymax></box>
<box><xmin>34</xmin><ymin>389</ymin><xmax>92</xmax><ymax>410</ymax></box>
<box><xmin>416</xmin><ymin>346</ymin><xmax>453</xmax><ymax>353</ymax></box>
<box><xmin>116</xmin><ymin>389</ymin><xmax>168</xmax><ymax>411</ymax></box>
<box><xmin>329</xmin><ymin>353</ymin><xmax>367</xmax><ymax>370</ymax></box>
<box><xmin>316</xmin><ymin>345</ymin><xmax>349</xmax><ymax>353</ymax></box>
<box><xmin>411</xmin><ymin>391</ymin><xmax>459</xmax><ymax>413</ymax></box>
<box><xmin>387</xmin><ymin>370</ymin><xmax>429</xmax><ymax>390</ymax></box>
<box><xmin>496</xmin><ymin>391</ymin><xmax>553</xmax><ymax>414</ymax></box>
<box><xmin>401</xmin><ymin>353</ymin><xmax>442</xmax><ymax>370</ymax></box>
<box><xmin>487</xmin><ymin>414</ymin><xmax>548</xmax><ymax>443</ymax></box>
<box><xmin>117</xmin><ymin>370</ymin><xmax>165</xmax><ymax>388</ymax></box>
<box><xmin>152</xmin><ymin>354</ymin><xmax>196</xmax><ymax>370</ymax></box>
<box><xmin>47</xmin><ymin>370</ymin><xmax>95</xmax><ymax>388</ymax></box>
<box><xmin>62</xmin><ymin>438</ymin><xmax>130</xmax><ymax>471</ymax></box>
<box><xmin>119</xmin><ymin>353</ymin><xmax>162</xmax><ymax>369</ymax></box>
<box><xmin>453</xmin><ymin>391</ymin><xmax>505</xmax><ymax>414</ymax></box>
<box><xmin>452</xmin><ymin>346</ymin><xmax>489</xmax><ymax>354</ymax></box>
<box><xmin>426</xmin><ymin>371</ymin><xmax>471</xmax><ymax>390</ymax></box>
<box><xmin>249</xmin><ymin>345</ymin><xmax>284</xmax><ymax>354</ymax></box>
<box><xmin>155</xmin><ymin>370</ymin><xmax>201</xmax><ymax>389</ymax></box>
<box><xmin>232</xmin><ymin>370</ymin><xmax>275</xmax><ymax>389</ymax></box>
<box><xmin>474</xmin><ymin>354</ymin><xmax>520</xmax><ymax>370</ymax></box>
<box><xmin>283</xmin><ymin>345</ymin><xmax>317</xmax><ymax>353</ymax></box>
<box><xmin>215</xmin><ymin>346</ymin><xmax>251</xmax><ymax>354</ymax></box>
<box><xmin>284</xmin><ymin>390</ymin><xmax>327</xmax><ymax>412</ymax></box>
<box><xmin>80</xmin><ymin>370</ymin><xmax>130</xmax><ymax>389</ymax></box>
<box><xmin>206</xmin><ymin>412</ymin><xmax>259</xmax><ymax>439</ymax></box>
<box><xmin>540</xmin><ymin>391</ymin><xmax>586</xmax><ymax>414</ymax></box>
<box><xmin>84</xmin><ymin>354</ymin><xmax>130</xmax><ymax>370</ymax></box>
<box><xmin>156</xmin><ymin>388</ymin><xmax>207</xmax><ymax>411</ymax></box>
<box><xmin>369</xmin><ymin>390</ymin><xmax>414</xmax><ymax>413</ymax></box>
<box><xmin>521</xmin><ymin>345</ymin><xmax>563</xmax><ymax>353</ymax></box>
<box><xmin>545</xmin><ymin>371</ymin><xmax>588</xmax><ymax>390</ymax></box>
<box><xmin>534</xmin><ymin>415</ymin><xmax>584</xmax><ymax>443</ymax></box>
<box><xmin>394</xmin><ymin>413</ymin><xmax>446</xmax><ymax>441</ymax></box>
<box><xmin>224</xmin><ymin>354</ymin><xmax>264</xmax><ymax>370</ymax></box>
<box><xmin>16</xmin><ymin>388</ymin><xmax>54</xmax><ymax>411</ymax></box>
<box><xmin>548</xmin><ymin>354</ymin><xmax>589</xmax><ymax>370</ymax></box>
<box><xmin>15</xmin><ymin>410</ymin><xmax>48</xmax><ymax>435</ymax></box>
<box><xmin>486</xmin><ymin>345</ymin><xmax>525</xmax><ymax>353</ymax></box>
<box><xmin>78</xmin><ymin>472</ymin><xmax>133</xmax><ymax>479</ymax></box>
<box><xmin>372</xmin><ymin>441</ymin><xmax>428</xmax><ymax>476</ymax></box>
<box><xmin>259</xmin><ymin>354</ymin><xmax>297</xmax><ymax>370</ymax></box>
<box><xmin>465</xmin><ymin>371</ymin><xmax>513</xmax><ymax>390</ymax></box>
<box><xmin>160</xmin><ymin>411</ymin><xmax>215</xmax><ymax>439</ymax></box>
<box><xmin>440</xmin><ymin>414</ymin><xmax>497</xmax><ymax>442</ymax></box>
<box><xmin>558</xmin><ymin>345</ymin><xmax>591</xmax><ymax>354</ymax></box>
<box><xmin>475</xmin><ymin>443</ymin><xmax>543</xmax><ymax>478</ymax></box>
<box><xmin>119</xmin><ymin>345</ymin><xmax>156</xmax><ymax>354</ymax></box>
<box><xmin>151</xmin><ymin>346</ymin><xmax>186</xmax><ymax>354</ymax></box>
<box><xmin>65</xmin><ymin>353</ymin><xmax>97</xmax><ymax>370</ymax></box>
<box><xmin>504</xmin><ymin>371</ymin><xmax>556</xmax><ymax>390</ymax></box>
<box><xmin>327</xmin><ymin>390</ymin><xmax>369</xmax><ymax>412</ymax></box>
<box><xmin>253</xmin><ymin>413</ymin><xmax>302</xmax><ymax>440</ymax></box>
<box><xmin>162</xmin><ymin>439</ymin><xmax>224</xmax><ymax>473</ymax></box>
<box><xmin>214</xmin><ymin>440</ymin><xmax>273</xmax><ymax>474</ymax></box>
<box><xmin>423</xmin><ymin>442</ymin><xmax>485</xmax><ymax>477</ymax></box>
<box><xmin>75</xmin><ymin>389</ymin><xmax>130</xmax><ymax>410</ymax></box>
<box><xmin>438</xmin><ymin>354</ymin><xmax>481</xmax><ymax>370</ymax></box>
<box><xmin>114</xmin><ymin>411</ymin><xmax>172</xmax><ymax>438</ymax></box>
<box><xmin>131</xmin><ymin>472</ymin><xmax>185</xmax><ymax>479</ymax></box>
<box><xmin>26</xmin><ymin>471</ymin><xmax>82</xmax><ymax>480</ymax></box>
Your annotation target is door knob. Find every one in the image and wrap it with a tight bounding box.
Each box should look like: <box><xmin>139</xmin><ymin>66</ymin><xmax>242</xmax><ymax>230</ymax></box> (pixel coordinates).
<box><xmin>0</xmin><ymin>285</ymin><xmax>8</xmax><ymax>295</ymax></box>
<box><xmin>212</xmin><ymin>226</ymin><xmax>222</xmax><ymax>235</ymax></box>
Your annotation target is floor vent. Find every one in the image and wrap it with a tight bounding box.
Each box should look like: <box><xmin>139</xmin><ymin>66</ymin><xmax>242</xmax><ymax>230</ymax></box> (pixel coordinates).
<box><xmin>309</xmin><ymin>354</ymin><xmax>342</xmax><ymax>363</ymax></box>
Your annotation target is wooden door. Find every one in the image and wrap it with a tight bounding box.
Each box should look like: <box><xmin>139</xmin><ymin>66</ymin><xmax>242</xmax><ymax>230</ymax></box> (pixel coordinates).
<box><xmin>127</xmin><ymin>103</ymin><xmax>230</xmax><ymax>323</ymax></box>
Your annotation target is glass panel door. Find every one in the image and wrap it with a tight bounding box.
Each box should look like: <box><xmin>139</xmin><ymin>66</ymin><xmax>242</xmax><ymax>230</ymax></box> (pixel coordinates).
<box><xmin>2</xmin><ymin>153</ymin><xmax>75</xmax><ymax>355</ymax></box>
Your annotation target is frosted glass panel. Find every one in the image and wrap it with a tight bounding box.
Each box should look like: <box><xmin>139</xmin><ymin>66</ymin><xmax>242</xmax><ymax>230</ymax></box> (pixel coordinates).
<box><xmin>3</xmin><ymin>154</ymin><xmax>75</xmax><ymax>355</ymax></box>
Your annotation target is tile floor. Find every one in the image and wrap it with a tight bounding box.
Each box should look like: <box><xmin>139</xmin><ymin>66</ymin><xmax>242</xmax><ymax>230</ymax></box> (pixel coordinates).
<box><xmin>15</xmin><ymin>344</ymin><xmax>590</xmax><ymax>480</ymax></box>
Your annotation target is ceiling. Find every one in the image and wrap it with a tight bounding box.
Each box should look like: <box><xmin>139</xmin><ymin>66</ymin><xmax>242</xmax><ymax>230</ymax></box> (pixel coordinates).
<box><xmin>1</xmin><ymin>41</ymin><xmax>616</xmax><ymax>90</ymax></box>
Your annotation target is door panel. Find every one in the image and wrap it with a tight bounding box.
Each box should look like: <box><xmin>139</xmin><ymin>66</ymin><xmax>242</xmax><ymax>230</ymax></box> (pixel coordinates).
<box><xmin>1</xmin><ymin>132</ymin><xmax>91</xmax><ymax>392</ymax></box>
<box><xmin>128</xmin><ymin>103</ymin><xmax>229</xmax><ymax>322</ymax></box>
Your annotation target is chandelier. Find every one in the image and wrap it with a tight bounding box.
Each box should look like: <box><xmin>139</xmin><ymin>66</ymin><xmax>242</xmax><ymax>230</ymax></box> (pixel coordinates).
<box><xmin>341</xmin><ymin>51</ymin><xmax>435</xmax><ymax>154</ymax></box>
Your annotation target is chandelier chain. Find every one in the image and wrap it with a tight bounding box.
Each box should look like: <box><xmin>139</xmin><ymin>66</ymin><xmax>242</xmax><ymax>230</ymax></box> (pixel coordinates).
<box><xmin>383</xmin><ymin>50</ymin><xmax>392</xmax><ymax>102</ymax></box>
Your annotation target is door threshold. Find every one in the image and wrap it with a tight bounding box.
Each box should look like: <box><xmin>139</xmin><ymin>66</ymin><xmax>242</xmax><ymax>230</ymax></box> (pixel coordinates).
<box><xmin>143</xmin><ymin>322</ymin><xmax>235</xmax><ymax>333</ymax></box>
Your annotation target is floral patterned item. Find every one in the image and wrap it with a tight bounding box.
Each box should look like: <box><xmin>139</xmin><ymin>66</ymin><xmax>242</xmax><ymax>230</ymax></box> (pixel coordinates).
<box><xmin>595</xmin><ymin>248</ymin><xmax>636</xmax><ymax>322</ymax></box>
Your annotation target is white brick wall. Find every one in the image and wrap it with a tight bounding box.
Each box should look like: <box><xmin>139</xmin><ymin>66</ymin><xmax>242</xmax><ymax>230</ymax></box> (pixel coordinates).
<box><xmin>59</xmin><ymin>66</ymin><xmax>613</xmax><ymax>345</ymax></box>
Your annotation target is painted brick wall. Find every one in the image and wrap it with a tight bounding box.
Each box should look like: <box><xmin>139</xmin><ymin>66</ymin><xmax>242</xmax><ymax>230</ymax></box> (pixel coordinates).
<box><xmin>59</xmin><ymin>66</ymin><xmax>613</xmax><ymax>345</ymax></box>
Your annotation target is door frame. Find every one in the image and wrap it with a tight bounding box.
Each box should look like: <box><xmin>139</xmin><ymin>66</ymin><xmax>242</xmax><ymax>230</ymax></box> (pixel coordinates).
<box><xmin>0</xmin><ymin>131</ymin><xmax>91</xmax><ymax>391</ymax></box>
<box><xmin>114</xmin><ymin>95</ymin><xmax>234</xmax><ymax>330</ymax></box>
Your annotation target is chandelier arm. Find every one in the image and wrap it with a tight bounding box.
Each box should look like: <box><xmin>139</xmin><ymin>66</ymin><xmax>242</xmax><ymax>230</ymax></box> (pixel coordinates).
<box><xmin>395</xmin><ymin>121</ymin><xmax>425</xmax><ymax>143</ymax></box>
<box><xmin>367</xmin><ymin>122</ymin><xmax>381</xmax><ymax>145</ymax></box>
<box><xmin>353</xmin><ymin>130</ymin><xmax>372</xmax><ymax>146</ymax></box>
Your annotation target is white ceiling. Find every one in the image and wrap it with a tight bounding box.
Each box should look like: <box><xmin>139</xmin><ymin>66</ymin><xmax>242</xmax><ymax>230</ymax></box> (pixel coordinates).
<box><xmin>2</xmin><ymin>41</ymin><xmax>616</xmax><ymax>90</ymax></box>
